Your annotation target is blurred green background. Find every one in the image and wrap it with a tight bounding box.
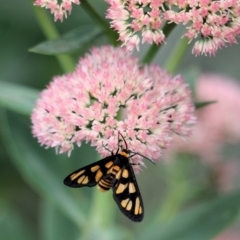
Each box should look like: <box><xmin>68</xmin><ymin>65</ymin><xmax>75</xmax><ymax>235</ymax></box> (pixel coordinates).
<box><xmin>1</xmin><ymin>1</ymin><xmax>240</xmax><ymax>240</ymax></box>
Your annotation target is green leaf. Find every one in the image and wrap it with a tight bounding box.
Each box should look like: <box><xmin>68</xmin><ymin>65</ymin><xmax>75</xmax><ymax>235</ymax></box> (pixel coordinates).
<box><xmin>79</xmin><ymin>226</ymin><xmax>134</xmax><ymax>240</ymax></box>
<box><xmin>182</xmin><ymin>67</ymin><xmax>201</xmax><ymax>97</ymax></box>
<box><xmin>0</xmin><ymin>110</ymin><xmax>87</xmax><ymax>227</ymax></box>
<box><xmin>29</xmin><ymin>25</ymin><xmax>104</xmax><ymax>55</ymax></box>
<box><xmin>0</xmin><ymin>110</ymin><xmax>133</xmax><ymax>239</ymax></box>
<box><xmin>0</xmin><ymin>81</ymin><xmax>38</xmax><ymax>115</ymax></box>
<box><xmin>139</xmin><ymin>192</ymin><xmax>240</xmax><ymax>240</ymax></box>
<box><xmin>195</xmin><ymin>101</ymin><xmax>217</xmax><ymax>109</ymax></box>
<box><xmin>0</xmin><ymin>203</ymin><xmax>36</xmax><ymax>240</ymax></box>
<box><xmin>39</xmin><ymin>200</ymin><xmax>79</xmax><ymax>240</ymax></box>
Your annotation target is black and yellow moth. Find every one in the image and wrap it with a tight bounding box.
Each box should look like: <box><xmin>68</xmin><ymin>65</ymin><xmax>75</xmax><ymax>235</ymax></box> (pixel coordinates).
<box><xmin>63</xmin><ymin>132</ymin><xmax>154</xmax><ymax>222</ymax></box>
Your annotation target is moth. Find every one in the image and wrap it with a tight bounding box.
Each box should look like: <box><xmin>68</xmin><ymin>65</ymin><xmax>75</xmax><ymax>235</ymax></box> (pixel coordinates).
<box><xmin>63</xmin><ymin>132</ymin><xmax>154</xmax><ymax>222</ymax></box>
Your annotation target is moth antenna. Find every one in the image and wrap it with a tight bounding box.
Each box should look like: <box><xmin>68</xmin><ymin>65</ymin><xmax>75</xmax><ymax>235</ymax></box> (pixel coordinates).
<box><xmin>118</xmin><ymin>131</ymin><xmax>128</xmax><ymax>150</ymax></box>
<box><xmin>129</xmin><ymin>151</ymin><xmax>155</xmax><ymax>165</ymax></box>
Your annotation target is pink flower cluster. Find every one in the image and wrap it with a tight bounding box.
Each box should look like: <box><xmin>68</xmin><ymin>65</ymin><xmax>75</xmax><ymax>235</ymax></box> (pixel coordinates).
<box><xmin>107</xmin><ymin>0</ymin><xmax>240</xmax><ymax>55</ymax></box>
<box><xmin>33</xmin><ymin>0</ymin><xmax>240</xmax><ymax>55</ymax></box>
<box><xmin>34</xmin><ymin>0</ymin><xmax>80</xmax><ymax>22</ymax></box>
<box><xmin>31</xmin><ymin>46</ymin><xmax>195</xmax><ymax>171</ymax></box>
<box><xmin>216</xmin><ymin>228</ymin><xmax>240</xmax><ymax>240</ymax></box>
<box><xmin>106</xmin><ymin>0</ymin><xmax>166</xmax><ymax>52</ymax></box>
<box><xmin>165</xmin><ymin>0</ymin><xmax>240</xmax><ymax>56</ymax></box>
<box><xmin>167</xmin><ymin>74</ymin><xmax>240</xmax><ymax>191</ymax></box>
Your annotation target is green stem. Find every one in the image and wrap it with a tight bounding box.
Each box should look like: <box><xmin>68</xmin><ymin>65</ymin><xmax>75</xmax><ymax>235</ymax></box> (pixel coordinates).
<box><xmin>88</xmin><ymin>153</ymin><xmax>116</xmax><ymax>228</ymax></box>
<box><xmin>81</xmin><ymin>0</ymin><xmax>118</xmax><ymax>45</ymax></box>
<box><xmin>80</xmin><ymin>107</ymin><xmax>125</xmax><ymax>239</ymax></box>
<box><xmin>141</xmin><ymin>23</ymin><xmax>176</xmax><ymax>64</ymax></box>
<box><xmin>0</xmin><ymin>109</ymin><xmax>86</xmax><ymax>227</ymax></box>
<box><xmin>153</xmin><ymin>158</ymin><xmax>192</xmax><ymax>224</ymax></box>
<box><xmin>164</xmin><ymin>37</ymin><xmax>189</xmax><ymax>73</ymax></box>
<box><xmin>89</xmin><ymin>188</ymin><xmax>116</xmax><ymax>228</ymax></box>
<box><xmin>80</xmin><ymin>153</ymin><xmax>116</xmax><ymax>240</ymax></box>
<box><xmin>155</xmin><ymin>179</ymin><xmax>189</xmax><ymax>223</ymax></box>
<box><xmin>32</xmin><ymin>7</ymin><xmax>75</xmax><ymax>72</ymax></box>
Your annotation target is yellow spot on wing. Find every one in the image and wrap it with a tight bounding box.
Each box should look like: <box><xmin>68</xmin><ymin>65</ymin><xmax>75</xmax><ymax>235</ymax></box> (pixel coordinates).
<box><xmin>121</xmin><ymin>198</ymin><xmax>129</xmax><ymax>208</ymax></box>
<box><xmin>135</xmin><ymin>197</ymin><xmax>140</xmax><ymax>215</ymax></box>
<box><xmin>139</xmin><ymin>206</ymin><xmax>142</xmax><ymax>214</ymax></box>
<box><xmin>115</xmin><ymin>169</ymin><xmax>122</xmax><ymax>179</ymax></box>
<box><xmin>70</xmin><ymin>170</ymin><xmax>85</xmax><ymax>180</ymax></box>
<box><xmin>129</xmin><ymin>182</ymin><xmax>136</xmax><ymax>193</ymax></box>
<box><xmin>116</xmin><ymin>183</ymin><xmax>128</xmax><ymax>194</ymax></box>
<box><xmin>81</xmin><ymin>176</ymin><xmax>89</xmax><ymax>184</ymax></box>
<box><xmin>105</xmin><ymin>161</ymin><xmax>113</xmax><ymax>168</ymax></box>
<box><xmin>77</xmin><ymin>175</ymin><xmax>85</xmax><ymax>184</ymax></box>
<box><xmin>126</xmin><ymin>200</ymin><xmax>132</xmax><ymax>211</ymax></box>
<box><xmin>122</xmin><ymin>169</ymin><xmax>129</xmax><ymax>178</ymax></box>
<box><xmin>95</xmin><ymin>169</ymin><xmax>103</xmax><ymax>181</ymax></box>
<box><xmin>91</xmin><ymin>165</ymin><xmax>100</xmax><ymax>172</ymax></box>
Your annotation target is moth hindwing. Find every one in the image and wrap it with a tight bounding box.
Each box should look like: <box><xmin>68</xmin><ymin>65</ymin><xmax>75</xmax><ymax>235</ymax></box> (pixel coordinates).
<box><xmin>63</xmin><ymin>153</ymin><xmax>144</xmax><ymax>222</ymax></box>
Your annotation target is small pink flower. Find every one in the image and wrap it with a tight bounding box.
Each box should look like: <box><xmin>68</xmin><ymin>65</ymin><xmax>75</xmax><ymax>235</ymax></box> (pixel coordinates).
<box><xmin>31</xmin><ymin>46</ymin><xmax>195</xmax><ymax>172</ymax></box>
<box><xmin>34</xmin><ymin>0</ymin><xmax>80</xmax><ymax>22</ymax></box>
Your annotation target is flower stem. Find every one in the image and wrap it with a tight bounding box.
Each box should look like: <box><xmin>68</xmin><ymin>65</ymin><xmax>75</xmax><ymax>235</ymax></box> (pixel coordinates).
<box><xmin>81</xmin><ymin>0</ymin><xmax>118</xmax><ymax>45</ymax></box>
<box><xmin>155</xmin><ymin>179</ymin><xmax>189</xmax><ymax>223</ymax></box>
<box><xmin>164</xmin><ymin>37</ymin><xmax>189</xmax><ymax>73</ymax></box>
<box><xmin>89</xmin><ymin>188</ymin><xmax>116</xmax><ymax>227</ymax></box>
<box><xmin>141</xmin><ymin>23</ymin><xmax>176</xmax><ymax>64</ymax></box>
<box><xmin>32</xmin><ymin>7</ymin><xmax>75</xmax><ymax>73</ymax></box>
<box><xmin>81</xmin><ymin>103</ymin><xmax>125</xmax><ymax>238</ymax></box>
<box><xmin>154</xmin><ymin>159</ymin><xmax>191</xmax><ymax>223</ymax></box>
<box><xmin>80</xmin><ymin>154</ymin><xmax>116</xmax><ymax>240</ymax></box>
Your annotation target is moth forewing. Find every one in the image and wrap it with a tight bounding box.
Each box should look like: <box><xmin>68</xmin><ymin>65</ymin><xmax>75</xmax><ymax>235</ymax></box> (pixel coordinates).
<box><xmin>63</xmin><ymin>156</ymin><xmax>114</xmax><ymax>188</ymax></box>
<box><xmin>112</xmin><ymin>155</ymin><xmax>144</xmax><ymax>222</ymax></box>
<box><xmin>63</xmin><ymin>147</ymin><xmax>145</xmax><ymax>222</ymax></box>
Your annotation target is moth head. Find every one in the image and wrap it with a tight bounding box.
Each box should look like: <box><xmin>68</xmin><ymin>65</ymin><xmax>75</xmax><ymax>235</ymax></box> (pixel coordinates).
<box><xmin>120</xmin><ymin>149</ymin><xmax>131</xmax><ymax>158</ymax></box>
